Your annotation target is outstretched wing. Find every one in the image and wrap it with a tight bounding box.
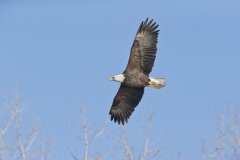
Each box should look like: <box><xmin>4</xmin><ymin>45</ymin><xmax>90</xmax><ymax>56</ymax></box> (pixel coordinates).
<box><xmin>109</xmin><ymin>84</ymin><xmax>144</xmax><ymax>125</ymax></box>
<box><xmin>124</xmin><ymin>18</ymin><xmax>159</xmax><ymax>75</ymax></box>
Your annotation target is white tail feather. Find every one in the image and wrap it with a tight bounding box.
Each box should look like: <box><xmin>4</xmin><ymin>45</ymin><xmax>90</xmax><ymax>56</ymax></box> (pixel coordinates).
<box><xmin>147</xmin><ymin>77</ymin><xmax>166</xmax><ymax>89</ymax></box>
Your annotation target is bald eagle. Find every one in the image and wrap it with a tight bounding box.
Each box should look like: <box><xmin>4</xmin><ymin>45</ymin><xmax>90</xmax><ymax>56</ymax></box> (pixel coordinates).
<box><xmin>109</xmin><ymin>18</ymin><xmax>165</xmax><ymax>125</ymax></box>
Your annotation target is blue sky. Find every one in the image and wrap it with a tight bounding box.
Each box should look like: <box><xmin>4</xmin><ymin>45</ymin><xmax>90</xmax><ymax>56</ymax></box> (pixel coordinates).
<box><xmin>0</xmin><ymin>0</ymin><xmax>240</xmax><ymax>159</ymax></box>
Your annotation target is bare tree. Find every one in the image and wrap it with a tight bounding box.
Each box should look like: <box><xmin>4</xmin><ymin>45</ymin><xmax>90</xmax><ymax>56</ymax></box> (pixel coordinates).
<box><xmin>71</xmin><ymin>107</ymin><xmax>168</xmax><ymax>160</ymax></box>
<box><xmin>202</xmin><ymin>105</ymin><xmax>240</xmax><ymax>160</ymax></box>
<box><xmin>70</xmin><ymin>107</ymin><xmax>106</xmax><ymax>160</ymax></box>
<box><xmin>0</xmin><ymin>94</ymin><xmax>49</xmax><ymax>160</ymax></box>
<box><xmin>120</xmin><ymin>113</ymin><xmax>164</xmax><ymax>160</ymax></box>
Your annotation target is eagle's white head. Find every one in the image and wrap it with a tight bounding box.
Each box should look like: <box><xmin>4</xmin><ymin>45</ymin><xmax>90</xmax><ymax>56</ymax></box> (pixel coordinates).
<box><xmin>109</xmin><ymin>74</ymin><xmax>125</xmax><ymax>83</ymax></box>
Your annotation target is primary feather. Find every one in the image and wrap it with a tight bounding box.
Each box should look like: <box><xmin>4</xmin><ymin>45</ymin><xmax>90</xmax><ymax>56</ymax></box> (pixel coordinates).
<box><xmin>124</xmin><ymin>18</ymin><xmax>159</xmax><ymax>75</ymax></box>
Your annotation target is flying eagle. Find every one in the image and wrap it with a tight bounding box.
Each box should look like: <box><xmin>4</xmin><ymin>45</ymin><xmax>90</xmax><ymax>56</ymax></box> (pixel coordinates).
<box><xmin>109</xmin><ymin>18</ymin><xmax>165</xmax><ymax>125</ymax></box>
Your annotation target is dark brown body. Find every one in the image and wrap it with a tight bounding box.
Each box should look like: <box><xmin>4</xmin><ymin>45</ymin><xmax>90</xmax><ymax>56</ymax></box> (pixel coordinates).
<box><xmin>124</xmin><ymin>72</ymin><xmax>150</xmax><ymax>87</ymax></box>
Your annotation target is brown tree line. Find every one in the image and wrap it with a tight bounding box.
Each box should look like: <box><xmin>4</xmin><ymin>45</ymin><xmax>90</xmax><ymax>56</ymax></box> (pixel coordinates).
<box><xmin>0</xmin><ymin>95</ymin><xmax>239</xmax><ymax>160</ymax></box>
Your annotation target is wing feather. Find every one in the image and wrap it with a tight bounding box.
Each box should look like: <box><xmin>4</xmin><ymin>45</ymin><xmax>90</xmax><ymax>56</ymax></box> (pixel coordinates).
<box><xmin>109</xmin><ymin>84</ymin><xmax>144</xmax><ymax>125</ymax></box>
<box><xmin>124</xmin><ymin>18</ymin><xmax>159</xmax><ymax>75</ymax></box>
